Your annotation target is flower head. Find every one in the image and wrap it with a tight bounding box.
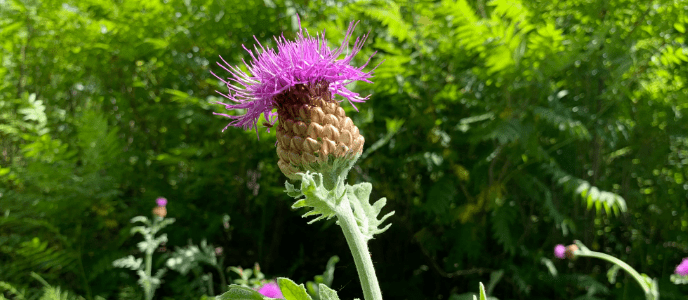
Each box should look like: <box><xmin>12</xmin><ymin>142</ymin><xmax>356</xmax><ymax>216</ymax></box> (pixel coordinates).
<box><xmin>554</xmin><ymin>244</ymin><xmax>566</xmax><ymax>259</ymax></box>
<box><xmin>212</xmin><ymin>17</ymin><xmax>378</xmax><ymax>132</ymax></box>
<box><xmin>156</xmin><ymin>197</ymin><xmax>167</xmax><ymax>207</ymax></box>
<box><xmin>676</xmin><ymin>258</ymin><xmax>688</xmax><ymax>276</ymax></box>
<box><xmin>257</xmin><ymin>281</ymin><xmax>283</xmax><ymax>299</ymax></box>
<box><xmin>213</xmin><ymin>17</ymin><xmax>380</xmax><ymax>183</ymax></box>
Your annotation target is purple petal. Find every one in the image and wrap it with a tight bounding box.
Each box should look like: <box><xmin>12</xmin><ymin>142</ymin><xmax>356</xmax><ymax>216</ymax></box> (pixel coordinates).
<box><xmin>676</xmin><ymin>258</ymin><xmax>688</xmax><ymax>276</ymax></box>
<box><xmin>554</xmin><ymin>244</ymin><xmax>566</xmax><ymax>259</ymax></box>
<box><xmin>258</xmin><ymin>282</ymin><xmax>283</xmax><ymax>299</ymax></box>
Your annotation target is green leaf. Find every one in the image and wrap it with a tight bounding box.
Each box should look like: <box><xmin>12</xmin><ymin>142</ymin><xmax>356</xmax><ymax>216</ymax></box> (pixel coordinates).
<box><xmin>607</xmin><ymin>265</ymin><xmax>621</xmax><ymax>284</ymax></box>
<box><xmin>288</xmin><ymin>172</ymin><xmax>338</xmax><ymax>224</ymax></box>
<box><xmin>277</xmin><ymin>278</ymin><xmax>313</xmax><ymax>300</ymax></box>
<box><xmin>317</xmin><ymin>284</ymin><xmax>340</xmax><ymax>300</ymax></box>
<box><xmin>346</xmin><ymin>182</ymin><xmax>395</xmax><ymax>241</ymax></box>
<box><xmin>216</xmin><ymin>285</ymin><xmax>266</xmax><ymax>300</ymax></box>
<box><xmin>478</xmin><ymin>282</ymin><xmax>487</xmax><ymax>300</ymax></box>
<box><xmin>675</xmin><ymin>23</ymin><xmax>686</xmax><ymax>33</ymax></box>
<box><xmin>112</xmin><ymin>255</ymin><xmax>142</xmax><ymax>270</ymax></box>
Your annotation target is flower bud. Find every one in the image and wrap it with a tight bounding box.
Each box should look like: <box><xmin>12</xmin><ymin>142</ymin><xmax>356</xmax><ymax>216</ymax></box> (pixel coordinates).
<box><xmin>565</xmin><ymin>244</ymin><xmax>579</xmax><ymax>259</ymax></box>
<box><xmin>275</xmin><ymin>81</ymin><xmax>364</xmax><ymax>188</ymax></box>
<box><xmin>153</xmin><ymin>206</ymin><xmax>167</xmax><ymax>218</ymax></box>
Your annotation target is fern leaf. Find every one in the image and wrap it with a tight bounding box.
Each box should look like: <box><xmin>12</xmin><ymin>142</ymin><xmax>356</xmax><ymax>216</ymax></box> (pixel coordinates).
<box><xmin>532</xmin><ymin>106</ymin><xmax>591</xmax><ymax>140</ymax></box>
<box><xmin>491</xmin><ymin>205</ymin><xmax>517</xmax><ymax>254</ymax></box>
<box><xmin>544</xmin><ymin>163</ymin><xmax>627</xmax><ymax>216</ymax></box>
<box><xmin>363</xmin><ymin>2</ymin><xmax>410</xmax><ymax>42</ymax></box>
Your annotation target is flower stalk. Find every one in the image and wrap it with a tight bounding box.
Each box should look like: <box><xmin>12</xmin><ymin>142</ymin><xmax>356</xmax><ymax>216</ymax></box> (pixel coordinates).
<box><xmin>570</xmin><ymin>241</ymin><xmax>659</xmax><ymax>300</ymax></box>
<box><xmin>335</xmin><ymin>199</ymin><xmax>383</xmax><ymax>300</ymax></box>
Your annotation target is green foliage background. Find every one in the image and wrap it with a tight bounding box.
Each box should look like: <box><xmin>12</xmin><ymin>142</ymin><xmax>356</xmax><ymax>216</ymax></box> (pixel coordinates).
<box><xmin>1</xmin><ymin>0</ymin><xmax>687</xmax><ymax>299</ymax></box>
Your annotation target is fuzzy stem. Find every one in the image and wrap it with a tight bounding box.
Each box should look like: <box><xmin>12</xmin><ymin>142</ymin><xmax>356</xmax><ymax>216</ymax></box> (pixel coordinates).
<box><xmin>144</xmin><ymin>219</ymin><xmax>155</xmax><ymax>300</ymax></box>
<box><xmin>575</xmin><ymin>250</ymin><xmax>654</xmax><ymax>300</ymax></box>
<box><xmin>216</xmin><ymin>259</ymin><xmax>228</xmax><ymax>293</ymax></box>
<box><xmin>336</xmin><ymin>199</ymin><xmax>383</xmax><ymax>300</ymax></box>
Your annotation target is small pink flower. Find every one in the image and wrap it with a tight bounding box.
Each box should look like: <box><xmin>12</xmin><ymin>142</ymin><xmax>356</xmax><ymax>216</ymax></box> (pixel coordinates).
<box><xmin>554</xmin><ymin>244</ymin><xmax>566</xmax><ymax>259</ymax></box>
<box><xmin>675</xmin><ymin>258</ymin><xmax>688</xmax><ymax>276</ymax></box>
<box><xmin>215</xmin><ymin>247</ymin><xmax>223</xmax><ymax>256</ymax></box>
<box><xmin>258</xmin><ymin>282</ymin><xmax>283</xmax><ymax>299</ymax></box>
<box><xmin>156</xmin><ymin>197</ymin><xmax>167</xmax><ymax>207</ymax></box>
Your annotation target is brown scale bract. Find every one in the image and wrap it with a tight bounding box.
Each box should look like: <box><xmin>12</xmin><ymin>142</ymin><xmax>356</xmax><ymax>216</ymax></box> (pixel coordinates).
<box><xmin>274</xmin><ymin>80</ymin><xmax>364</xmax><ymax>179</ymax></box>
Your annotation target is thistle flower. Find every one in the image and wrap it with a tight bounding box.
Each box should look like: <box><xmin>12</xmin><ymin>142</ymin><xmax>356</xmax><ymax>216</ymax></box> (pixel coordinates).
<box><xmin>153</xmin><ymin>197</ymin><xmax>168</xmax><ymax>218</ymax></box>
<box><xmin>212</xmin><ymin>17</ymin><xmax>379</xmax><ymax>185</ymax></box>
<box><xmin>257</xmin><ymin>281</ymin><xmax>283</xmax><ymax>299</ymax></box>
<box><xmin>676</xmin><ymin>258</ymin><xmax>688</xmax><ymax>276</ymax></box>
<box><xmin>554</xmin><ymin>244</ymin><xmax>566</xmax><ymax>259</ymax></box>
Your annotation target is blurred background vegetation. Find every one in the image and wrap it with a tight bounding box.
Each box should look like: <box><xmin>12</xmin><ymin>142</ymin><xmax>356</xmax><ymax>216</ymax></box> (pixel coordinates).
<box><xmin>1</xmin><ymin>0</ymin><xmax>688</xmax><ymax>299</ymax></box>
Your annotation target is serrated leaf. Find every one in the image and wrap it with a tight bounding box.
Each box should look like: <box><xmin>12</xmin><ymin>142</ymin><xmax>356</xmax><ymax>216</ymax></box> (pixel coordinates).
<box><xmin>318</xmin><ymin>284</ymin><xmax>340</xmax><ymax>300</ymax></box>
<box><xmin>286</xmin><ymin>172</ymin><xmax>338</xmax><ymax>224</ymax></box>
<box><xmin>346</xmin><ymin>182</ymin><xmax>395</xmax><ymax>241</ymax></box>
<box><xmin>277</xmin><ymin>278</ymin><xmax>312</xmax><ymax>300</ymax></box>
<box><xmin>216</xmin><ymin>285</ymin><xmax>266</xmax><ymax>300</ymax></box>
<box><xmin>112</xmin><ymin>255</ymin><xmax>143</xmax><ymax>270</ymax></box>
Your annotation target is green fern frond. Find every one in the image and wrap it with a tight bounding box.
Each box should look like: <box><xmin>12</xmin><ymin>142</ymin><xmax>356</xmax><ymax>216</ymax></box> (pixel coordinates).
<box><xmin>0</xmin><ymin>281</ymin><xmax>27</xmax><ymax>300</ymax></box>
<box><xmin>532</xmin><ymin>106</ymin><xmax>591</xmax><ymax>140</ymax></box>
<box><xmin>491</xmin><ymin>205</ymin><xmax>517</xmax><ymax>254</ymax></box>
<box><xmin>545</xmin><ymin>163</ymin><xmax>627</xmax><ymax>216</ymax></box>
<box><xmin>483</xmin><ymin>119</ymin><xmax>527</xmax><ymax>144</ymax></box>
<box><xmin>8</xmin><ymin>237</ymin><xmax>77</xmax><ymax>278</ymax></box>
<box><xmin>363</xmin><ymin>2</ymin><xmax>410</xmax><ymax>42</ymax></box>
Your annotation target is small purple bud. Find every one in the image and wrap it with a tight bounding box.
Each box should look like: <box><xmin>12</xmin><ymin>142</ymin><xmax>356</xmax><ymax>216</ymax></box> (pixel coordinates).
<box><xmin>156</xmin><ymin>197</ymin><xmax>167</xmax><ymax>207</ymax></box>
<box><xmin>676</xmin><ymin>258</ymin><xmax>688</xmax><ymax>276</ymax></box>
<box><xmin>258</xmin><ymin>282</ymin><xmax>283</xmax><ymax>299</ymax></box>
<box><xmin>554</xmin><ymin>244</ymin><xmax>566</xmax><ymax>259</ymax></box>
<box><xmin>215</xmin><ymin>247</ymin><xmax>223</xmax><ymax>256</ymax></box>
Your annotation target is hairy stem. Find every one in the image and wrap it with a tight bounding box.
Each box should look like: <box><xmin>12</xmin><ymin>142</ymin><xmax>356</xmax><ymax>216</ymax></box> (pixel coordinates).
<box><xmin>145</xmin><ymin>219</ymin><xmax>155</xmax><ymax>300</ymax></box>
<box><xmin>216</xmin><ymin>262</ymin><xmax>228</xmax><ymax>293</ymax></box>
<box><xmin>576</xmin><ymin>250</ymin><xmax>654</xmax><ymax>300</ymax></box>
<box><xmin>336</xmin><ymin>199</ymin><xmax>383</xmax><ymax>300</ymax></box>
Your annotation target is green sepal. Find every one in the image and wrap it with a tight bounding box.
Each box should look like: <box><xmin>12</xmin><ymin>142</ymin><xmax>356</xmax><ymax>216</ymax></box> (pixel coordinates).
<box><xmin>286</xmin><ymin>172</ymin><xmax>341</xmax><ymax>224</ymax></box>
<box><xmin>277</xmin><ymin>277</ymin><xmax>313</xmax><ymax>300</ymax></box>
<box><xmin>317</xmin><ymin>284</ymin><xmax>340</xmax><ymax>300</ymax></box>
<box><xmin>216</xmin><ymin>285</ymin><xmax>266</xmax><ymax>300</ymax></box>
<box><xmin>671</xmin><ymin>274</ymin><xmax>688</xmax><ymax>285</ymax></box>
<box><xmin>345</xmin><ymin>182</ymin><xmax>395</xmax><ymax>241</ymax></box>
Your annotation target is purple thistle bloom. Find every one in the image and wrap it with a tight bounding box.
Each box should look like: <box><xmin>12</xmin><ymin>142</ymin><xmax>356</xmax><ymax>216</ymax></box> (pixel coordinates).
<box><xmin>554</xmin><ymin>244</ymin><xmax>566</xmax><ymax>259</ymax></box>
<box><xmin>676</xmin><ymin>258</ymin><xmax>688</xmax><ymax>276</ymax></box>
<box><xmin>257</xmin><ymin>281</ymin><xmax>283</xmax><ymax>299</ymax></box>
<box><xmin>211</xmin><ymin>17</ymin><xmax>379</xmax><ymax>133</ymax></box>
<box><xmin>156</xmin><ymin>197</ymin><xmax>167</xmax><ymax>207</ymax></box>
